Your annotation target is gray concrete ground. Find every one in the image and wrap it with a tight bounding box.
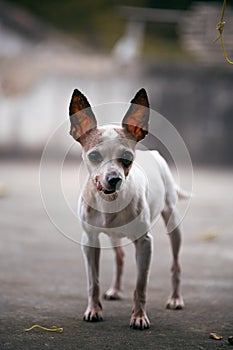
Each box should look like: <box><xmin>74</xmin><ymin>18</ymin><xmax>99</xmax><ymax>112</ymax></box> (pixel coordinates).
<box><xmin>0</xmin><ymin>160</ymin><xmax>232</xmax><ymax>350</ymax></box>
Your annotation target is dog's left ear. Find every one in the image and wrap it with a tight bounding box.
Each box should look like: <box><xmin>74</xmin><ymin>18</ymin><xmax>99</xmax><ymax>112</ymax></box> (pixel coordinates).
<box><xmin>69</xmin><ymin>89</ymin><xmax>97</xmax><ymax>143</ymax></box>
<box><xmin>122</xmin><ymin>88</ymin><xmax>150</xmax><ymax>142</ymax></box>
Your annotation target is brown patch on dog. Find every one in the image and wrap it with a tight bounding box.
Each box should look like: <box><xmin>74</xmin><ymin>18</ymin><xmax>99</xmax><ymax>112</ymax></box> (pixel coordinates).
<box><xmin>123</xmin><ymin>124</ymin><xmax>148</xmax><ymax>142</ymax></box>
<box><xmin>114</xmin><ymin>128</ymin><xmax>137</xmax><ymax>146</ymax></box>
<box><xmin>122</xmin><ymin>163</ymin><xmax>133</xmax><ymax>177</ymax></box>
<box><xmin>70</xmin><ymin>111</ymin><xmax>96</xmax><ymax>141</ymax></box>
<box><xmin>69</xmin><ymin>89</ymin><xmax>97</xmax><ymax>143</ymax></box>
<box><xmin>69</xmin><ymin>89</ymin><xmax>92</xmax><ymax>116</ymax></box>
<box><xmin>80</xmin><ymin>129</ymin><xmax>104</xmax><ymax>151</ymax></box>
<box><xmin>122</xmin><ymin>88</ymin><xmax>150</xmax><ymax>142</ymax></box>
<box><xmin>114</xmin><ymin>128</ymin><xmax>136</xmax><ymax>177</ymax></box>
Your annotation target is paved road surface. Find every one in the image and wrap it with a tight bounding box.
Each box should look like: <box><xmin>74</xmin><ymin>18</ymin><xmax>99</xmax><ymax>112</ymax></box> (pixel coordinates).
<box><xmin>0</xmin><ymin>160</ymin><xmax>232</xmax><ymax>349</ymax></box>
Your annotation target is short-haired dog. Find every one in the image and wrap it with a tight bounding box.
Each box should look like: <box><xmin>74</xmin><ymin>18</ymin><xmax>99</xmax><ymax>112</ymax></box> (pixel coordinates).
<box><xmin>69</xmin><ymin>88</ymin><xmax>185</xmax><ymax>330</ymax></box>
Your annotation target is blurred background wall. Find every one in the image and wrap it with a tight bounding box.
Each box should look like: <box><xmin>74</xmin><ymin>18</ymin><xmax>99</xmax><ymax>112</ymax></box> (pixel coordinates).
<box><xmin>0</xmin><ymin>0</ymin><xmax>232</xmax><ymax>164</ymax></box>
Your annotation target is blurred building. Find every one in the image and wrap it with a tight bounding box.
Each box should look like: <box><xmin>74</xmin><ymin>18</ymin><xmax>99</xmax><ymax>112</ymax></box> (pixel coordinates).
<box><xmin>0</xmin><ymin>1</ymin><xmax>233</xmax><ymax>164</ymax></box>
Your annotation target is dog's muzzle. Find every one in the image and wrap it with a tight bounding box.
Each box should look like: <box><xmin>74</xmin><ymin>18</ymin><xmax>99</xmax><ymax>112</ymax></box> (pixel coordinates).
<box><xmin>105</xmin><ymin>174</ymin><xmax>122</xmax><ymax>193</ymax></box>
<box><xmin>95</xmin><ymin>173</ymin><xmax>123</xmax><ymax>196</ymax></box>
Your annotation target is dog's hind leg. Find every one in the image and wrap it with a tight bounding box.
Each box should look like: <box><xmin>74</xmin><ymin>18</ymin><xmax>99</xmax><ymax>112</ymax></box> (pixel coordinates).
<box><xmin>104</xmin><ymin>239</ymin><xmax>124</xmax><ymax>300</ymax></box>
<box><xmin>162</xmin><ymin>208</ymin><xmax>184</xmax><ymax>310</ymax></box>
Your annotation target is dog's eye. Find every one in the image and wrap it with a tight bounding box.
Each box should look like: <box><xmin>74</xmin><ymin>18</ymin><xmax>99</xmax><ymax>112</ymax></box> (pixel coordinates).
<box><xmin>119</xmin><ymin>151</ymin><xmax>134</xmax><ymax>167</ymax></box>
<box><xmin>88</xmin><ymin>151</ymin><xmax>103</xmax><ymax>163</ymax></box>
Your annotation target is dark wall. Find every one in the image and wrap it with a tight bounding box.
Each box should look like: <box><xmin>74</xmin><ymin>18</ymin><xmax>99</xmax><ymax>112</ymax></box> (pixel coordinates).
<box><xmin>146</xmin><ymin>64</ymin><xmax>233</xmax><ymax>165</ymax></box>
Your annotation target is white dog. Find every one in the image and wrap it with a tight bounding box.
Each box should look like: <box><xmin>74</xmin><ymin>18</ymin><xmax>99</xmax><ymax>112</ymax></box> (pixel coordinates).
<box><xmin>69</xmin><ymin>88</ymin><xmax>185</xmax><ymax>330</ymax></box>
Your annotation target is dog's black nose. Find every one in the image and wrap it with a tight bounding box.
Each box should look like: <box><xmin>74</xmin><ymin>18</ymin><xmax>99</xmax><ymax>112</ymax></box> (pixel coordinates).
<box><xmin>106</xmin><ymin>174</ymin><xmax>122</xmax><ymax>190</ymax></box>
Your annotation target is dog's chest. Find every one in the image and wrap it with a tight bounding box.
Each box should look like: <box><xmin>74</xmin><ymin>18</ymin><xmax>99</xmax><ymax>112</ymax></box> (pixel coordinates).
<box><xmin>79</xmin><ymin>193</ymin><xmax>152</xmax><ymax>241</ymax></box>
<box><xmin>81</xmin><ymin>198</ymin><xmax>143</xmax><ymax>230</ymax></box>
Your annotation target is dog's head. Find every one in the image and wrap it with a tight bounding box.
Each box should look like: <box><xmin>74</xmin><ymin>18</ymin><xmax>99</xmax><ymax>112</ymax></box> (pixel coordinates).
<box><xmin>69</xmin><ymin>88</ymin><xmax>150</xmax><ymax>198</ymax></box>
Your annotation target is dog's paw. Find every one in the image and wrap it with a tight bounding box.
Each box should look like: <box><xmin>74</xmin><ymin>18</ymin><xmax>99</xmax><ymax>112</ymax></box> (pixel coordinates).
<box><xmin>166</xmin><ymin>296</ymin><xmax>184</xmax><ymax>310</ymax></box>
<box><xmin>83</xmin><ymin>303</ymin><xmax>103</xmax><ymax>322</ymax></box>
<box><xmin>103</xmin><ymin>288</ymin><xmax>122</xmax><ymax>301</ymax></box>
<box><xmin>130</xmin><ymin>312</ymin><xmax>150</xmax><ymax>330</ymax></box>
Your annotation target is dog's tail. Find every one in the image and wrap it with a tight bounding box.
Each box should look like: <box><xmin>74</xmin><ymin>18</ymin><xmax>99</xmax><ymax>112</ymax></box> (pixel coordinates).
<box><xmin>175</xmin><ymin>185</ymin><xmax>193</xmax><ymax>200</ymax></box>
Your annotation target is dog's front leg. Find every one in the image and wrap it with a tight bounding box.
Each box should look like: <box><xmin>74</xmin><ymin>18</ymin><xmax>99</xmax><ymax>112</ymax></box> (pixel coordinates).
<box><xmin>104</xmin><ymin>239</ymin><xmax>125</xmax><ymax>300</ymax></box>
<box><xmin>82</xmin><ymin>232</ymin><xmax>103</xmax><ymax>322</ymax></box>
<box><xmin>130</xmin><ymin>233</ymin><xmax>152</xmax><ymax>330</ymax></box>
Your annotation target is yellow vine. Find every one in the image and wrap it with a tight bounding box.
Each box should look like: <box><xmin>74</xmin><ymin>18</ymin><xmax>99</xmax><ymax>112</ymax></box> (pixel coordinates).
<box><xmin>214</xmin><ymin>0</ymin><xmax>233</xmax><ymax>65</ymax></box>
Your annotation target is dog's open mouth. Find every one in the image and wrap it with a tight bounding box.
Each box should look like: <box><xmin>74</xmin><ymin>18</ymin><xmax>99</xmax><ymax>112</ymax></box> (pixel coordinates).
<box><xmin>95</xmin><ymin>179</ymin><xmax>117</xmax><ymax>196</ymax></box>
<box><xmin>103</xmin><ymin>189</ymin><xmax>116</xmax><ymax>195</ymax></box>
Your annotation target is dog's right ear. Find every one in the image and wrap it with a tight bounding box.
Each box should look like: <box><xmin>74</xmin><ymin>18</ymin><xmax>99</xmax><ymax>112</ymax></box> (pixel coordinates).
<box><xmin>69</xmin><ymin>89</ymin><xmax>97</xmax><ymax>143</ymax></box>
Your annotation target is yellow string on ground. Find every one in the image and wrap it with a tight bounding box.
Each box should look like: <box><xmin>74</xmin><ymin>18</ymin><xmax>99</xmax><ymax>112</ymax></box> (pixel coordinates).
<box><xmin>25</xmin><ymin>324</ymin><xmax>63</xmax><ymax>333</ymax></box>
<box><xmin>214</xmin><ymin>0</ymin><xmax>233</xmax><ymax>65</ymax></box>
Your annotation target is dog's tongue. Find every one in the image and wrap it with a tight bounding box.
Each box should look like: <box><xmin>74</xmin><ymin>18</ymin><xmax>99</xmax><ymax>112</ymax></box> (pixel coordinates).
<box><xmin>96</xmin><ymin>182</ymin><xmax>103</xmax><ymax>191</ymax></box>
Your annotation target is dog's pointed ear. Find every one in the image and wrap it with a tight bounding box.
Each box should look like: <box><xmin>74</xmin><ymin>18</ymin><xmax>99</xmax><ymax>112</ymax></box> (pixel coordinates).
<box><xmin>122</xmin><ymin>88</ymin><xmax>150</xmax><ymax>142</ymax></box>
<box><xmin>69</xmin><ymin>89</ymin><xmax>97</xmax><ymax>142</ymax></box>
